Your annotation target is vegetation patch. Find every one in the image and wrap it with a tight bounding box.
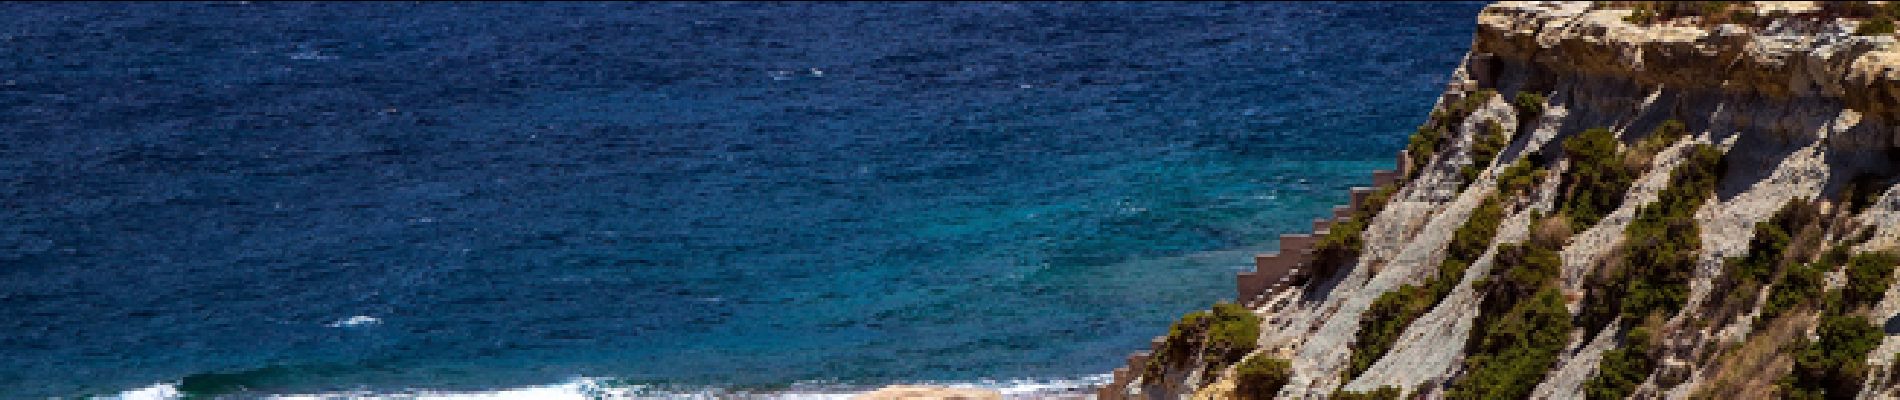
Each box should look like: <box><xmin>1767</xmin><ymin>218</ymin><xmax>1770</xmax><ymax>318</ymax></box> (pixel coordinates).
<box><xmin>1569</xmin><ymin>144</ymin><xmax>1723</xmax><ymax>395</ymax></box>
<box><xmin>1692</xmin><ymin>312</ymin><xmax>1813</xmax><ymax>399</ymax></box>
<box><xmin>1447</xmin><ymin>287</ymin><xmax>1571</xmax><ymax>399</ymax></box>
<box><xmin>1713</xmin><ymin>199</ymin><xmax>1822</xmax><ymax>322</ymax></box>
<box><xmin>1687</xmin><ymin>182</ymin><xmax>1893</xmax><ymax>399</ymax></box>
<box><xmin>1860</xmin><ymin>15</ymin><xmax>1897</xmax><ymax>35</ymax></box>
<box><xmin>1626</xmin><ymin>120</ymin><xmax>1686</xmax><ymax>170</ymax></box>
<box><xmin>1498</xmin><ymin>158</ymin><xmax>1545</xmax><ymax>201</ymax></box>
<box><xmin>1782</xmin><ymin>315</ymin><xmax>1884</xmax><ymax>399</ymax></box>
<box><xmin>1440</xmin><ymin>239</ymin><xmax>1568</xmax><ymax>400</ymax></box>
<box><xmin>1585</xmin><ymin>326</ymin><xmax>1655</xmax><ymax>400</ymax></box>
<box><xmin>1513</xmin><ymin>92</ymin><xmax>1545</xmax><ymax>118</ymax></box>
<box><xmin>1610</xmin><ymin>2</ymin><xmax>1763</xmax><ymax>26</ymax></box>
<box><xmin>1312</xmin><ymin>185</ymin><xmax>1399</xmax><ymax>281</ymax></box>
<box><xmin>1762</xmin><ymin>259</ymin><xmax>1829</xmax><ymax>321</ymax></box>
<box><xmin>1841</xmin><ymin>251</ymin><xmax>1898</xmax><ymax>309</ymax></box>
<box><xmin>1578</xmin><ymin>144</ymin><xmax>1723</xmax><ymax>331</ymax></box>
<box><xmin>1232</xmin><ymin>356</ymin><xmax>1291</xmax><ymax>400</ymax></box>
<box><xmin>1146</xmin><ymin>302</ymin><xmax>1260</xmax><ymax>379</ymax></box>
<box><xmin>1346</xmin><ymin>196</ymin><xmax>1505</xmax><ymax>380</ymax></box>
<box><xmin>1461</xmin><ymin>120</ymin><xmax>1509</xmax><ymax>184</ymax></box>
<box><xmin>1556</xmin><ymin>127</ymin><xmax>1636</xmax><ymax>229</ymax></box>
<box><xmin>1846</xmin><ymin>2</ymin><xmax>1900</xmax><ymax>35</ymax></box>
<box><xmin>1405</xmin><ymin>90</ymin><xmax>1497</xmax><ymax>178</ymax></box>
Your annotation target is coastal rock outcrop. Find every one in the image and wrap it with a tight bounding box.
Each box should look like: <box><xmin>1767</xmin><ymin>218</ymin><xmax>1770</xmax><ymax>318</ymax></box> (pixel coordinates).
<box><xmin>1102</xmin><ymin>2</ymin><xmax>1900</xmax><ymax>399</ymax></box>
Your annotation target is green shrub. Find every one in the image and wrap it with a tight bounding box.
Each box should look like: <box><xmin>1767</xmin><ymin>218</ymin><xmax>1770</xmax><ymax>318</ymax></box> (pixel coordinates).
<box><xmin>1148</xmin><ymin>302</ymin><xmax>1261</xmax><ymax>378</ymax></box>
<box><xmin>1585</xmin><ymin>327</ymin><xmax>1654</xmax><ymax>400</ymax></box>
<box><xmin>1514</xmin><ymin>92</ymin><xmax>1546</xmax><ymax>117</ymax></box>
<box><xmin>1442</xmin><ymin>220</ymin><xmax>1569</xmax><ymax>399</ymax></box>
<box><xmin>1233</xmin><ymin>356</ymin><xmax>1292</xmax><ymax>400</ymax></box>
<box><xmin>1443</xmin><ymin>197</ymin><xmax>1506</xmax><ymax>285</ymax></box>
<box><xmin>1406</xmin><ymin>126</ymin><xmax>1445</xmax><ymax>176</ymax></box>
<box><xmin>1206</xmin><ymin>302</ymin><xmax>1260</xmax><ymax>352</ymax></box>
<box><xmin>1312</xmin><ymin>186</ymin><xmax>1398</xmax><ymax>279</ymax></box>
<box><xmin>1783</xmin><ymin>315</ymin><xmax>1884</xmax><ymax>399</ymax></box>
<box><xmin>1636</xmin><ymin>120</ymin><xmax>1687</xmax><ymax>155</ymax></box>
<box><xmin>1842</xmin><ymin>251</ymin><xmax>1898</xmax><ymax>310</ymax></box>
<box><xmin>1726</xmin><ymin>198</ymin><xmax>1816</xmax><ymax>286</ymax></box>
<box><xmin>1347</xmin><ymin>196</ymin><xmax>1504</xmax><ymax>379</ymax></box>
<box><xmin>1557</xmin><ymin>128</ymin><xmax>1635</xmax><ymax>229</ymax></box>
<box><xmin>1730</xmin><ymin>219</ymin><xmax>1789</xmax><ymax>285</ymax></box>
<box><xmin>1447</xmin><ymin>288</ymin><xmax>1573</xmax><ymax>399</ymax></box>
<box><xmin>1579</xmin><ymin>144</ymin><xmax>1723</xmax><ymax>331</ymax></box>
<box><xmin>1456</xmin><ymin>90</ymin><xmax>1498</xmax><ymax>116</ymax></box>
<box><xmin>1715</xmin><ymin>199</ymin><xmax>1820</xmax><ymax>321</ymax></box>
<box><xmin>1763</xmin><ymin>261</ymin><xmax>1828</xmax><ymax>320</ymax></box>
<box><xmin>1476</xmin><ymin>243</ymin><xmax>1563</xmax><ymax>319</ymax></box>
<box><xmin>1409</xmin><ymin>90</ymin><xmax>1498</xmax><ymax>179</ymax></box>
<box><xmin>1858</xmin><ymin>15</ymin><xmax>1896</xmax><ymax>35</ymax></box>
<box><xmin>1350</xmin><ymin>285</ymin><xmax>1433</xmax><ymax>379</ymax></box>
<box><xmin>1314</xmin><ymin>217</ymin><xmax>1368</xmax><ymax>275</ymax></box>
<box><xmin>1498</xmin><ymin>159</ymin><xmax>1545</xmax><ymax>199</ymax></box>
<box><xmin>1462</xmin><ymin>120</ymin><xmax>1509</xmax><ymax>184</ymax></box>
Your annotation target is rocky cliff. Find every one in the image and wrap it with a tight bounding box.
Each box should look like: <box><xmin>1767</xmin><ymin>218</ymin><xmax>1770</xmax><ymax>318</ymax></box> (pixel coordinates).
<box><xmin>1102</xmin><ymin>2</ymin><xmax>1900</xmax><ymax>399</ymax></box>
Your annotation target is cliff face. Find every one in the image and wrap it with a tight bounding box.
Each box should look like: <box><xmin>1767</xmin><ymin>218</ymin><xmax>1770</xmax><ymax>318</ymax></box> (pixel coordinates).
<box><xmin>1104</xmin><ymin>2</ymin><xmax>1900</xmax><ymax>399</ymax></box>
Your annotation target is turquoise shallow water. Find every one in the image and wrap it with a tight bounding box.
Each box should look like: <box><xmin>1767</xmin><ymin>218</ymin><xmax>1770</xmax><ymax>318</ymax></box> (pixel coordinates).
<box><xmin>0</xmin><ymin>2</ymin><xmax>1484</xmax><ymax>397</ymax></box>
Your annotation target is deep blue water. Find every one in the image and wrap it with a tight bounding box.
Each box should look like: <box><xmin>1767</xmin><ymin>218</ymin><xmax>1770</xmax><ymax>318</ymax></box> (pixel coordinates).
<box><xmin>0</xmin><ymin>2</ymin><xmax>1484</xmax><ymax>397</ymax></box>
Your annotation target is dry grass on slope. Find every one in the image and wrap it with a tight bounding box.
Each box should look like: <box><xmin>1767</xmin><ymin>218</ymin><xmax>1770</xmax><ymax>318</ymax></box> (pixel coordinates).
<box><xmin>1692</xmin><ymin>310</ymin><xmax>1818</xmax><ymax>399</ymax></box>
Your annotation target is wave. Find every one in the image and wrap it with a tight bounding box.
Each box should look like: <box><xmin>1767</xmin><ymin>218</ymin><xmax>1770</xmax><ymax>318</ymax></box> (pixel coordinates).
<box><xmin>102</xmin><ymin>374</ymin><xmax>1111</xmax><ymax>399</ymax></box>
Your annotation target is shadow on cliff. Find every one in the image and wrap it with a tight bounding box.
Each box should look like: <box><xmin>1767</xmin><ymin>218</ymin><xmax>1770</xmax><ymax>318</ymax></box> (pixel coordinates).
<box><xmin>1711</xmin><ymin>103</ymin><xmax>1900</xmax><ymax>204</ymax></box>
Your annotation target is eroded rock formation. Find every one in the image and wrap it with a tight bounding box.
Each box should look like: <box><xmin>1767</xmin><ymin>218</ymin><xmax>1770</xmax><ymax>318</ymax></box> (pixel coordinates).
<box><xmin>1102</xmin><ymin>2</ymin><xmax>1900</xmax><ymax>399</ymax></box>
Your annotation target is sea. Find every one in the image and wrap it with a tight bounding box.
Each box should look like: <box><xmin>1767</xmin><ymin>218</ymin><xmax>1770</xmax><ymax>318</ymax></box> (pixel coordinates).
<box><xmin>0</xmin><ymin>2</ymin><xmax>1484</xmax><ymax>398</ymax></box>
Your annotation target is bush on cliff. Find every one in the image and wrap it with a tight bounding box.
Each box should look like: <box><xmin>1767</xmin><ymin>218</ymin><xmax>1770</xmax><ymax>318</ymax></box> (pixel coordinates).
<box><xmin>1557</xmin><ymin>127</ymin><xmax>1634</xmax><ymax>229</ymax></box>
<box><xmin>1498</xmin><ymin>159</ymin><xmax>1545</xmax><ymax>201</ymax></box>
<box><xmin>1513</xmin><ymin>92</ymin><xmax>1546</xmax><ymax>131</ymax></box>
<box><xmin>1763</xmin><ymin>261</ymin><xmax>1828</xmax><ymax>320</ymax></box>
<box><xmin>1461</xmin><ymin>120</ymin><xmax>1509</xmax><ymax>184</ymax></box>
<box><xmin>1233</xmin><ymin>356</ymin><xmax>1291</xmax><ymax>400</ymax></box>
<box><xmin>1585</xmin><ymin>326</ymin><xmax>1655</xmax><ymax>400</ymax></box>
<box><xmin>1347</xmin><ymin>196</ymin><xmax>1504</xmax><ymax>380</ymax></box>
<box><xmin>1858</xmin><ymin>14</ymin><xmax>1896</xmax><ymax>35</ymax></box>
<box><xmin>1450</xmin><ymin>89</ymin><xmax>1497</xmax><ymax>118</ymax></box>
<box><xmin>1726</xmin><ymin>199</ymin><xmax>1819</xmax><ymax>287</ymax></box>
<box><xmin>1312</xmin><ymin>186</ymin><xmax>1398</xmax><ymax>281</ymax></box>
<box><xmin>1406</xmin><ymin>90</ymin><xmax>1498</xmax><ymax>179</ymax></box>
<box><xmin>1714</xmin><ymin>199</ymin><xmax>1821</xmax><ymax>322</ymax></box>
<box><xmin>1578</xmin><ymin>144</ymin><xmax>1722</xmax><ymax>331</ymax></box>
<box><xmin>1783</xmin><ymin>315</ymin><xmax>1884</xmax><ymax>400</ymax></box>
<box><xmin>1147</xmin><ymin>302</ymin><xmax>1260</xmax><ymax>379</ymax></box>
<box><xmin>1475</xmin><ymin>243</ymin><xmax>1562</xmax><ymax>320</ymax></box>
<box><xmin>1615</xmin><ymin>1</ymin><xmax>1759</xmax><ymax>26</ymax></box>
<box><xmin>1405</xmin><ymin>126</ymin><xmax>1444</xmax><ymax>178</ymax></box>
<box><xmin>1513</xmin><ymin>92</ymin><xmax>1545</xmax><ymax>117</ymax></box>
<box><xmin>1350</xmin><ymin>284</ymin><xmax>1434</xmax><ymax>379</ymax></box>
<box><xmin>1446</xmin><ymin>238</ymin><xmax>1567</xmax><ymax>400</ymax></box>
<box><xmin>1446</xmin><ymin>197</ymin><xmax>1505</xmax><ymax>274</ymax></box>
<box><xmin>1447</xmin><ymin>287</ymin><xmax>1572</xmax><ymax>400</ymax></box>
<box><xmin>1842</xmin><ymin>251</ymin><xmax>1899</xmax><ymax>310</ymax></box>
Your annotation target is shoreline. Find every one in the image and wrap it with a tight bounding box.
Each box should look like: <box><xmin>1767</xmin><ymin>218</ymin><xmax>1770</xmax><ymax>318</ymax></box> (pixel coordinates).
<box><xmin>106</xmin><ymin>374</ymin><xmax>1111</xmax><ymax>399</ymax></box>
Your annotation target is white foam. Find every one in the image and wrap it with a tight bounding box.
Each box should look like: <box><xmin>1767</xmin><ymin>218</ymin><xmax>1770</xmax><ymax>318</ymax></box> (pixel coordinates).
<box><xmin>104</xmin><ymin>383</ymin><xmax>178</xmax><ymax>400</ymax></box>
<box><xmin>325</xmin><ymin>315</ymin><xmax>382</xmax><ymax>328</ymax></box>
<box><xmin>103</xmin><ymin>373</ymin><xmax>1112</xmax><ymax>399</ymax></box>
